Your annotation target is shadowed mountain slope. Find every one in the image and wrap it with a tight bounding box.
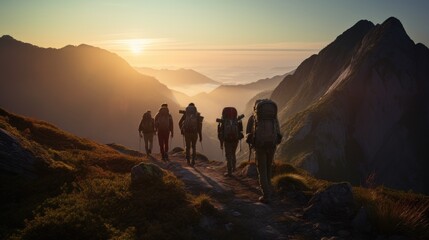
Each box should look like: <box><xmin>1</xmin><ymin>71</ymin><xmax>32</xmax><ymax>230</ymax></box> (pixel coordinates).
<box><xmin>272</xmin><ymin>17</ymin><xmax>429</xmax><ymax>193</ymax></box>
<box><xmin>0</xmin><ymin>35</ymin><xmax>180</xmax><ymax>150</ymax></box>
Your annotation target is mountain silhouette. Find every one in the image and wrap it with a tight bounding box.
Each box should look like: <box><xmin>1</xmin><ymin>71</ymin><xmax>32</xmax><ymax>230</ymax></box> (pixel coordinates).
<box><xmin>137</xmin><ymin>67</ymin><xmax>220</xmax><ymax>86</ymax></box>
<box><xmin>192</xmin><ymin>72</ymin><xmax>290</xmax><ymax>120</ymax></box>
<box><xmin>0</xmin><ymin>35</ymin><xmax>180</xmax><ymax>150</ymax></box>
<box><xmin>270</xmin><ymin>17</ymin><xmax>429</xmax><ymax>193</ymax></box>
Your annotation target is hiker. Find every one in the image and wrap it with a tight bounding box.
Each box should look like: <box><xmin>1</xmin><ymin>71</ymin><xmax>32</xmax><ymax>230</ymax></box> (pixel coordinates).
<box><xmin>138</xmin><ymin>110</ymin><xmax>155</xmax><ymax>155</ymax></box>
<box><xmin>179</xmin><ymin>103</ymin><xmax>203</xmax><ymax>166</ymax></box>
<box><xmin>217</xmin><ymin>107</ymin><xmax>244</xmax><ymax>176</ymax></box>
<box><xmin>246</xmin><ymin>99</ymin><xmax>282</xmax><ymax>203</ymax></box>
<box><xmin>154</xmin><ymin>103</ymin><xmax>174</xmax><ymax>161</ymax></box>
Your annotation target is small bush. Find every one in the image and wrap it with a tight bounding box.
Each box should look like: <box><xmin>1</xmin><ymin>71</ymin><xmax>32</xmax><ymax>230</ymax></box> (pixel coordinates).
<box><xmin>272</xmin><ymin>173</ymin><xmax>310</xmax><ymax>193</ymax></box>
<box><xmin>192</xmin><ymin>194</ymin><xmax>216</xmax><ymax>215</ymax></box>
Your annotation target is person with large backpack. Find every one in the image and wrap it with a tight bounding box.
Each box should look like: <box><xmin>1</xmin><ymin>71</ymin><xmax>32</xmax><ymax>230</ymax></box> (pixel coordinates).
<box><xmin>246</xmin><ymin>99</ymin><xmax>282</xmax><ymax>203</ymax></box>
<box><xmin>138</xmin><ymin>110</ymin><xmax>155</xmax><ymax>155</ymax></box>
<box><xmin>217</xmin><ymin>107</ymin><xmax>244</xmax><ymax>176</ymax></box>
<box><xmin>179</xmin><ymin>103</ymin><xmax>203</xmax><ymax>166</ymax></box>
<box><xmin>155</xmin><ymin>103</ymin><xmax>174</xmax><ymax>161</ymax></box>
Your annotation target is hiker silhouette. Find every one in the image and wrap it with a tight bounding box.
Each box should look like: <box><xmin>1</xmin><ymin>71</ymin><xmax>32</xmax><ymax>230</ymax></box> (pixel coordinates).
<box><xmin>138</xmin><ymin>110</ymin><xmax>155</xmax><ymax>155</ymax></box>
<box><xmin>179</xmin><ymin>103</ymin><xmax>203</xmax><ymax>166</ymax></box>
<box><xmin>154</xmin><ymin>103</ymin><xmax>174</xmax><ymax>161</ymax></box>
<box><xmin>217</xmin><ymin>107</ymin><xmax>244</xmax><ymax>177</ymax></box>
<box><xmin>246</xmin><ymin>99</ymin><xmax>282</xmax><ymax>203</ymax></box>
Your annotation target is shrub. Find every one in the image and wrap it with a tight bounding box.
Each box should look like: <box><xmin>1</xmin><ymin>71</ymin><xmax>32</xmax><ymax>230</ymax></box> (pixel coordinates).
<box><xmin>272</xmin><ymin>173</ymin><xmax>310</xmax><ymax>193</ymax></box>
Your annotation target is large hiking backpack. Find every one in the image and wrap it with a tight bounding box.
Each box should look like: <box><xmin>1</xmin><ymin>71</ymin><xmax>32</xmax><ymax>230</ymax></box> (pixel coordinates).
<box><xmin>182</xmin><ymin>105</ymin><xmax>199</xmax><ymax>133</ymax></box>
<box><xmin>253</xmin><ymin>99</ymin><xmax>279</xmax><ymax>148</ymax></box>
<box><xmin>157</xmin><ymin>108</ymin><xmax>170</xmax><ymax>131</ymax></box>
<box><xmin>220</xmin><ymin>107</ymin><xmax>240</xmax><ymax>142</ymax></box>
<box><xmin>141</xmin><ymin>112</ymin><xmax>153</xmax><ymax>133</ymax></box>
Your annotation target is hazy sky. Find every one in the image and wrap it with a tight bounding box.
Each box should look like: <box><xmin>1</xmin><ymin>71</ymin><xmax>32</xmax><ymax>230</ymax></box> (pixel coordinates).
<box><xmin>1</xmin><ymin>0</ymin><xmax>429</xmax><ymax>83</ymax></box>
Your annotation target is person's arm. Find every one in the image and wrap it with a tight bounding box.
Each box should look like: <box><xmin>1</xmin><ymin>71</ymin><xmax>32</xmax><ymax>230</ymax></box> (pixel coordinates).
<box><xmin>246</xmin><ymin>116</ymin><xmax>254</xmax><ymax>134</ymax></box>
<box><xmin>198</xmin><ymin>115</ymin><xmax>203</xmax><ymax>141</ymax></box>
<box><xmin>154</xmin><ymin>113</ymin><xmax>159</xmax><ymax>132</ymax></box>
<box><xmin>151</xmin><ymin>118</ymin><xmax>156</xmax><ymax>133</ymax></box>
<box><xmin>138</xmin><ymin>120</ymin><xmax>143</xmax><ymax>137</ymax></box>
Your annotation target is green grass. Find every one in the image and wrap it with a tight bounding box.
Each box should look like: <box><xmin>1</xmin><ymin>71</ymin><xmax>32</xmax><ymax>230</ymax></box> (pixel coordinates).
<box><xmin>0</xmin><ymin>108</ymin><xmax>201</xmax><ymax>239</ymax></box>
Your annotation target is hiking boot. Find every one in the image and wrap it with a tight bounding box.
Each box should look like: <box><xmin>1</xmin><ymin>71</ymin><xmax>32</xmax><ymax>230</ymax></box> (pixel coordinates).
<box><xmin>224</xmin><ymin>172</ymin><xmax>232</xmax><ymax>177</ymax></box>
<box><xmin>191</xmin><ymin>158</ymin><xmax>195</xmax><ymax>166</ymax></box>
<box><xmin>258</xmin><ymin>196</ymin><xmax>270</xmax><ymax>204</ymax></box>
<box><xmin>186</xmin><ymin>157</ymin><xmax>190</xmax><ymax>165</ymax></box>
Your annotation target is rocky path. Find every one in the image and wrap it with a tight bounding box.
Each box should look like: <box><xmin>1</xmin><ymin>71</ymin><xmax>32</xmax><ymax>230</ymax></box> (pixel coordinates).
<box><xmin>145</xmin><ymin>150</ymin><xmax>354</xmax><ymax>240</ymax></box>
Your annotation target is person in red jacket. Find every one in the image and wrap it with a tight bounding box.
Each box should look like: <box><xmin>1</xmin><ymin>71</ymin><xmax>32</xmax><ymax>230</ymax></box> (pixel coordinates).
<box><xmin>154</xmin><ymin>103</ymin><xmax>174</xmax><ymax>161</ymax></box>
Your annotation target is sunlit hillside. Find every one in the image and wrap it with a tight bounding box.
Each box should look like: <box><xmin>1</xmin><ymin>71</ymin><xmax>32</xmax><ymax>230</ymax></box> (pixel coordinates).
<box><xmin>0</xmin><ymin>35</ymin><xmax>180</xmax><ymax>151</ymax></box>
<box><xmin>0</xmin><ymin>107</ymin><xmax>202</xmax><ymax>239</ymax></box>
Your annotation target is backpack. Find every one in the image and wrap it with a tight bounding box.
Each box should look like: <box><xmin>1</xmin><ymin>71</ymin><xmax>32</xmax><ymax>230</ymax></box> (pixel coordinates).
<box><xmin>157</xmin><ymin>107</ymin><xmax>170</xmax><ymax>131</ymax></box>
<box><xmin>141</xmin><ymin>112</ymin><xmax>153</xmax><ymax>133</ymax></box>
<box><xmin>182</xmin><ymin>105</ymin><xmax>199</xmax><ymax>133</ymax></box>
<box><xmin>253</xmin><ymin>99</ymin><xmax>279</xmax><ymax>148</ymax></box>
<box><xmin>219</xmin><ymin>107</ymin><xmax>240</xmax><ymax>142</ymax></box>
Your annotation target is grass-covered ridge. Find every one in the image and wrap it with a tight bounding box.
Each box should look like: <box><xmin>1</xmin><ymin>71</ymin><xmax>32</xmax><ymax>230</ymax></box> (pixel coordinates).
<box><xmin>0</xmin><ymin>108</ymin><xmax>199</xmax><ymax>239</ymax></box>
<box><xmin>272</xmin><ymin>161</ymin><xmax>429</xmax><ymax>238</ymax></box>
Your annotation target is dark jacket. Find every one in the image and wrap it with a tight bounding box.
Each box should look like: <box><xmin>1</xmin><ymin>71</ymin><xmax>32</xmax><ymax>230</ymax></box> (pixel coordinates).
<box><xmin>154</xmin><ymin>107</ymin><xmax>174</xmax><ymax>134</ymax></box>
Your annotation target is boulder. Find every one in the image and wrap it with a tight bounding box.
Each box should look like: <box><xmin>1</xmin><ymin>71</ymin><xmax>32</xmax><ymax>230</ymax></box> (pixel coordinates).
<box><xmin>0</xmin><ymin>129</ymin><xmax>38</xmax><ymax>178</ymax></box>
<box><xmin>304</xmin><ymin>182</ymin><xmax>355</xmax><ymax>220</ymax></box>
<box><xmin>131</xmin><ymin>162</ymin><xmax>165</xmax><ymax>184</ymax></box>
<box><xmin>241</xmin><ymin>162</ymin><xmax>258</xmax><ymax>178</ymax></box>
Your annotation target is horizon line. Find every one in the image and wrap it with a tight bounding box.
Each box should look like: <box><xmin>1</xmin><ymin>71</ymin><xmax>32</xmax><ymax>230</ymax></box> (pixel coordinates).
<box><xmin>138</xmin><ymin>48</ymin><xmax>320</xmax><ymax>52</ymax></box>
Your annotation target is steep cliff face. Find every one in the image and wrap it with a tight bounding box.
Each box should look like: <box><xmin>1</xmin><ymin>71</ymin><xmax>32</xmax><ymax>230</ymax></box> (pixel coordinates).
<box><xmin>271</xmin><ymin>20</ymin><xmax>375</xmax><ymax>121</ymax></box>
<box><xmin>274</xmin><ymin>17</ymin><xmax>429</xmax><ymax>193</ymax></box>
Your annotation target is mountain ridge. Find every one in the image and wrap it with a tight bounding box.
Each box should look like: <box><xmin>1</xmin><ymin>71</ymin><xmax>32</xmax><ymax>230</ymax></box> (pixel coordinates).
<box><xmin>272</xmin><ymin>17</ymin><xmax>429</xmax><ymax>193</ymax></box>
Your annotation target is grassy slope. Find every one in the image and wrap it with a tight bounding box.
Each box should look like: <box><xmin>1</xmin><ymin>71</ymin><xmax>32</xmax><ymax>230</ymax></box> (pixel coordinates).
<box><xmin>269</xmin><ymin>161</ymin><xmax>429</xmax><ymax>238</ymax></box>
<box><xmin>0</xmin><ymin>108</ymin><xmax>199</xmax><ymax>239</ymax></box>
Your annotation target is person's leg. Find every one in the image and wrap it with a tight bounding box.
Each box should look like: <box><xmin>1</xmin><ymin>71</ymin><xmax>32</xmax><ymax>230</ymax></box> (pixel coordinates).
<box><xmin>232</xmin><ymin>141</ymin><xmax>238</xmax><ymax>171</ymax></box>
<box><xmin>255</xmin><ymin>148</ymin><xmax>270</xmax><ymax>202</ymax></box>
<box><xmin>185</xmin><ymin>134</ymin><xmax>191</xmax><ymax>164</ymax></box>
<box><xmin>191</xmin><ymin>133</ymin><xmax>197</xmax><ymax>165</ymax></box>
<box><xmin>158</xmin><ymin>132</ymin><xmax>164</xmax><ymax>157</ymax></box>
<box><xmin>266</xmin><ymin>147</ymin><xmax>275</xmax><ymax>188</ymax></box>
<box><xmin>148</xmin><ymin>133</ymin><xmax>153</xmax><ymax>154</ymax></box>
<box><xmin>164</xmin><ymin>132</ymin><xmax>170</xmax><ymax>159</ymax></box>
<box><xmin>143</xmin><ymin>133</ymin><xmax>149</xmax><ymax>154</ymax></box>
<box><xmin>225</xmin><ymin>141</ymin><xmax>233</xmax><ymax>175</ymax></box>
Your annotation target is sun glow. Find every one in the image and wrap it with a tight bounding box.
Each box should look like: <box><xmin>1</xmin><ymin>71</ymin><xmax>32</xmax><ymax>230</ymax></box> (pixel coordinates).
<box><xmin>127</xmin><ymin>39</ymin><xmax>149</xmax><ymax>55</ymax></box>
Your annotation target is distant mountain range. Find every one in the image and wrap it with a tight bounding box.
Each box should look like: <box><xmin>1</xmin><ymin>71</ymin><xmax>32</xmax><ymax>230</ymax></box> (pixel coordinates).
<box><xmin>269</xmin><ymin>17</ymin><xmax>429</xmax><ymax>193</ymax></box>
<box><xmin>136</xmin><ymin>67</ymin><xmax>221</xmax><ymax>96</ymax></box>
<box><xmin>0</xmin><ymin>35</ymin><xmax>179</xmax><ymax>150</ymax></box>
<box><xmin>188</xmin><ymin>72</ymin><xmax>290</xmax><ymax>120</ymax></box>
<box><xmin>136</xmin><ymin>67</ymin><xmax>220</xmax><ymax>86</ymax></box>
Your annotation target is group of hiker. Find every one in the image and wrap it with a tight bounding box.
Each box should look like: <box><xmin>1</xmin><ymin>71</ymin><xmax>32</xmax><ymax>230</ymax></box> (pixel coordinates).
<box><xmin>138</xmin><ymin>103</ymin><xmax>202</xmax><ymax>163</ymax></box>
<box><xmin>138</xmin><ymin>99</ymin><xmax>282</xmax><ymax>203</ymax></box>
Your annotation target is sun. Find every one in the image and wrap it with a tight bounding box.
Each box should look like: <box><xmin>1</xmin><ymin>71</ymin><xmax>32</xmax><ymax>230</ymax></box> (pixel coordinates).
<box><xmin>128</xmin><ymin>39</ymin><xmax>146</xmax><ymax>55</ymax></box>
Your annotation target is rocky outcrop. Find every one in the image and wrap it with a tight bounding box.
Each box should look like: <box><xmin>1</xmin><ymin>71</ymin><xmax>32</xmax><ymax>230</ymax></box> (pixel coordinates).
<box><xmin>304</xmin><ymin>182</ymin><xmax>355</xmax><ymax>220</ymax></box>
<box><xmin>0</xmin><ymin>129</ymin><xmax>38</xmax><ymax>178</ymax></box>
<box><xmin>131</xmin><ymin>162</ymin><xmax>165</xmax><ymax>184</ymax></box>
<box><xmin>273</xmin><ymin>17</ymin><xmax>429</xmax><ymax>193</ymax></box>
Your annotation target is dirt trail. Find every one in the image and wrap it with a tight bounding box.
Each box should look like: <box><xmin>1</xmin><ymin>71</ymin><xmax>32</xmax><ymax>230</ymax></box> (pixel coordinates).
<box><xmin>146</xmin><ymin>151</ymin><xmax>336</xmax><ymax>240</ymax></box>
